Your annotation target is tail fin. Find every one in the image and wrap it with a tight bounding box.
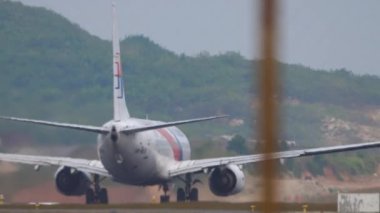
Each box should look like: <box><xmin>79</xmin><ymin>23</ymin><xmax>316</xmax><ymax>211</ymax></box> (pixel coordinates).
<box><xmin>112</xmin><ymin>2</ymin><xmax>130</xmax><ymax>121</ymax></box>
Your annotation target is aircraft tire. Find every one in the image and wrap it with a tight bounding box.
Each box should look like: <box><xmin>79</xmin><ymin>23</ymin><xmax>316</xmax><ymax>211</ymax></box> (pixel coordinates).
<box><xmin>176</xmin><ymin>188</ymin><xmax>186</xmax><ymax>202</ymax></box>
<box><xmin>160</xmin><ymin>195</ymin><xmax>170</xmax><ymax>203</ymax></box>
<box><xmin>85</xmin><ymin>188</ymin><xmax>95</xmax><ymax>204</ymax></box>
<box><xmin>99</xmin><ymin>188</ymin><xmax>109</xmax><ymax>204</ymax></box>
<box><xmin>189</xmin><ymin>188</ymin><xmax>198</xmax><ymax>202</ymax></box>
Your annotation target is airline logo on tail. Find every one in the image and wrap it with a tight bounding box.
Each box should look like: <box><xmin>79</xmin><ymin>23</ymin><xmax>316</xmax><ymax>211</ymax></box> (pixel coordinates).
<box><xmin>114</xmin><ymin>53</ymin><xmax>124</xmax><ymax>99</ymax></box>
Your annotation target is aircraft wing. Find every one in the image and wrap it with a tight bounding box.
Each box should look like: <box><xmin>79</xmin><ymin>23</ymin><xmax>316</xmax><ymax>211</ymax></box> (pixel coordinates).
<box><xmin>168</xmin><ymin>141</ymin><xmax>380</xmax><ymax>177</ymax></box>
<box><xmin>0</xmin><ymin>153</ymin><xmax>110</xmax><ymax>177</ymax></box>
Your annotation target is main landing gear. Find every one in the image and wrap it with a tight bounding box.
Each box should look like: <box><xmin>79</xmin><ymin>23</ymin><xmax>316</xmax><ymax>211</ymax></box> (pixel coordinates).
<box><xmin>159</xmin><ymin>174</ymin><xmax>199</xmax><ymax>203</ymax></box>
<box><xmin>176</xmin><ymin>173</ymin><xmax>199</xmax><ymax>202</ymax></box>
<box><xmin>86</xmin><ymin>174</ymin><xmax>109</xmax><ymax>204</ymax></box>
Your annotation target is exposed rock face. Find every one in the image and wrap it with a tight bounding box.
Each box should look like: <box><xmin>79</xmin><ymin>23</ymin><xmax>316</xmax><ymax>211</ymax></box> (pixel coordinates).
<box><xmin>322</xmin><ymin>111</ymin><xmax>380</xmax><ymax>145</ymax></box>
<box><xmin>0</xmin><ymin>162</ymin><xmax>19</xmax><ymax>174</ymax></box>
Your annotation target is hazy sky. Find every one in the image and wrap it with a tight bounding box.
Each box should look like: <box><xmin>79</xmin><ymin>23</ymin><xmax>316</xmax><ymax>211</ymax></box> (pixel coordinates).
<box><xmin>13</xmin><ymin>0</ymin><xmax>380</xmax><ymax>76</ymax></box>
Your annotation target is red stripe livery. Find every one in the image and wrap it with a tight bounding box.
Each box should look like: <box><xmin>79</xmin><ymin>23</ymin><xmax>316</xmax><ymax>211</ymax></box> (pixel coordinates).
<box><xmin>157</xmin><ymin>128</ymin><xmax>181</xmax><ymax>161</ymax></box>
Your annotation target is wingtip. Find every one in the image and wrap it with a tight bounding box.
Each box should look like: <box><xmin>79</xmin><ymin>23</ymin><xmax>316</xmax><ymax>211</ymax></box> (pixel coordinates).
<box><xmin>215</xmin><ymin>114</ymin><xmax>229</xmax><ymax>119</ymax></box>
<box><xmin>0</xmin><ymin>116</ymin><xmax>12</xmax><ymax>120</ymax></box>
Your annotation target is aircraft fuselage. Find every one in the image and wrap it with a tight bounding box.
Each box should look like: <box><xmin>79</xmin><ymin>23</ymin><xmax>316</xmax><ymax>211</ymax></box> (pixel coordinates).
<box><xmin>97</xmin><ymin>118</ymin><xmax>191</xmax><ymax>185</ymax></box>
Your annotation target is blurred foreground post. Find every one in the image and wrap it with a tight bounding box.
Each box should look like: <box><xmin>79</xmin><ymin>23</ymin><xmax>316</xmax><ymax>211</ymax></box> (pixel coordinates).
<box><xmin>258</xmin><ymin>0</ymin><xmax>279</xmax><ymax>212</ymax></box>
<box><xmin>303</xmin><ymin>204</ymin><xmax>308</xmax><ymax>212</ymax></box>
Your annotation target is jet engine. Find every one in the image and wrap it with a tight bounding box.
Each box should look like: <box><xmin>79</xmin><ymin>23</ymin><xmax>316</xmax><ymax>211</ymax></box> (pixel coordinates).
<box><xmin>209</xmin><ymin>164</ymin><xmax>245</xmax><ymax>196</ymax></box>
<box><xmin>54</xmin><ymin>166</ymin><xmax>91</xmax><ymax>196</ymax></box>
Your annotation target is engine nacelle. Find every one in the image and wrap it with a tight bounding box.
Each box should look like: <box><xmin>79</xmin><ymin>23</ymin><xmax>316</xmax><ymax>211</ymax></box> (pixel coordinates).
<box><xmin>54</xmin><ymin>166</ymin><xmax>91</xmax><ymax>196</ymax></box>
<box><xmin>209</xmin><ymin>164</ymin><xmax>245</xmax><ymax>196</ymax></box>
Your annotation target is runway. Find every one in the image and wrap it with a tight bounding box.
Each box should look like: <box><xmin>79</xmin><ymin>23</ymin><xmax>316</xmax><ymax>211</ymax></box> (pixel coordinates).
<box><xmin>0</xmin><ymin>202</ymin><xmax>337</xmax><ymax>212</ymax></box>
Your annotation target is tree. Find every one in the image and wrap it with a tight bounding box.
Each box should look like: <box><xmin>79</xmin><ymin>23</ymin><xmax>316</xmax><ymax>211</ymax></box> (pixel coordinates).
<box><xmin>227</xmin><ymin>135</ymin><xmax>249</xmax><ymax>154</ymax></box>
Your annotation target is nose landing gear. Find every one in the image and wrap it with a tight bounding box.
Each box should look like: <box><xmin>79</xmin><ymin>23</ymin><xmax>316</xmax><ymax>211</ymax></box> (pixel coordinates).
<box><xmin>160</xmin><ymin>183</ymin><xmax>170</xmax><ymax>203</ymax></box>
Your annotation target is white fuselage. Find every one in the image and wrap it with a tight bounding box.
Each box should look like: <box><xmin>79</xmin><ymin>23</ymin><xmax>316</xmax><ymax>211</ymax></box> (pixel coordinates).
<box><xmin>97</xmin><ymin>118</ymin><xmax>191</xmax><ymax>185</ymax></box>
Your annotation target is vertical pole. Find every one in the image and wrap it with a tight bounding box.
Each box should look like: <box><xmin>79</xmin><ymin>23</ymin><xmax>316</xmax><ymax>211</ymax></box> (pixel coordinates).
<box><xmin>258</xmin><ymin>0</ymin><xmax>279</xmax><ymax>212</ymax></box>
<box><xmin>303</xmin><ymin>204</ymin><xmax>308</xmax><ymax>213</ymax></box>
<box><xmin>0</xmin><ymin>194</ymin><xmax>4</xmax><ymax>205</ymax></box>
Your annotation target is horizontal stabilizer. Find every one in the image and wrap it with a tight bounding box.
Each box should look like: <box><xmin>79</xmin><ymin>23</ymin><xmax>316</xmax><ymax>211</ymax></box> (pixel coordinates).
<box><xmin>0</xmin><ymin>116</ymin><xmax>108</xmax><ymax>134</ymax></box>
<box><xmin>121</xmin><ymin>115</ymin><xmax>228</xmax><ymax>134</ymax></box>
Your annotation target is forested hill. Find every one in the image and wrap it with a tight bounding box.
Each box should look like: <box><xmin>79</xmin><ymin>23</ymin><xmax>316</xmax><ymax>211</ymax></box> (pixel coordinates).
<box><xmin>1</xmin><ymin>0</ymin><xmax>380</xmax><ymax>153</ymax></box>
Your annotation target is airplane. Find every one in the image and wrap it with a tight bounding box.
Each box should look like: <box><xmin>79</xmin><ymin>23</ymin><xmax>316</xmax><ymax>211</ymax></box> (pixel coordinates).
<box><xmin>1</xmin><ymin>2</ymin><xmax>380</xmax><ymax>204</ymax></box>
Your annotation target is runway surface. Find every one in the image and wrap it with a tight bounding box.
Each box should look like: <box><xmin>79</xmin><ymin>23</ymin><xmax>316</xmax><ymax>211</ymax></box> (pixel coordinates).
<box><xmin>0</xmin><ymin>202</ymin><xmax>336</xmax><ymax>212</ymax></box>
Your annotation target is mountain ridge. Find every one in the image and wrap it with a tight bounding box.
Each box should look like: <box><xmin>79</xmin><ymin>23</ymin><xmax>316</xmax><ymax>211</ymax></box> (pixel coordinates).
<box><xmin>1</xmin><ymin>0</ymin><xmax>380</xmax><ymax>177</ymax></box>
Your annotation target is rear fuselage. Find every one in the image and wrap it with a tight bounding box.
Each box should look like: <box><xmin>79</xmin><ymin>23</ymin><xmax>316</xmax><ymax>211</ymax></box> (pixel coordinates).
<box><xmin>97</xmin><ymin>118</ymin><xmax>190</xmax><ymax>185</ymax></box>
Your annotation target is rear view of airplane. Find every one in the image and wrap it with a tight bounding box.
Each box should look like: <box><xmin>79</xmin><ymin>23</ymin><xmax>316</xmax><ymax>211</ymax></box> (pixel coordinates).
<box><xmin>1</xmin><ymin>2</ymin><xmax>380</xmax><ymax>204</ymax></box>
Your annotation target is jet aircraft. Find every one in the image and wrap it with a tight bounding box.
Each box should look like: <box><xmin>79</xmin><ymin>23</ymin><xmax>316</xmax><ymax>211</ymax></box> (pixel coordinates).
<box><xmin>1</xmin><ymin>2</ymin><xmax>380</xmax><ymax>204</ymax></box>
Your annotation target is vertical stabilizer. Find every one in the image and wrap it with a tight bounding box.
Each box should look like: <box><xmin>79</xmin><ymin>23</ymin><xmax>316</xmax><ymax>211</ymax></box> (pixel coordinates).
<box><xmin>112</xmin><ymin>2</ymin><xmax>130</xmax><ymax>121</ymax></box>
